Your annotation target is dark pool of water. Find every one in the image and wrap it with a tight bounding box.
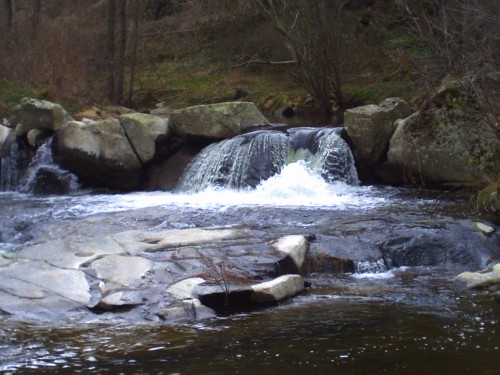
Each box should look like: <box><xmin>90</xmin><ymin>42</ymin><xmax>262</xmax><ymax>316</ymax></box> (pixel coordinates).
<box><xmin>1</xmin><ymin>268</ymin><xmax>498</xmax><ymax>374</ymax></box>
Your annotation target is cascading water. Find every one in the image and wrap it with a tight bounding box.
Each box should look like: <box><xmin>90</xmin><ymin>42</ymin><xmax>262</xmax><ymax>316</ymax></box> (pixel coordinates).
<box><xmin>0</xmin><ymin>137</ymin><xmax>26</xmax><ymax>191</ymax></box>
<box><xmin>176</xmin><ymin>130</ymin><xmax>289</xmax><ymax>192</ymax></box>
<box><xmin>0</xmin><ymin>137</ymin><xmax>79</xmax><ymax>194</ymax></box>
<box><xmin>176</xmin><ymin>127</ymin><xmax>359</xmax><ymax>192</ymax></box>
<box><xmin>20</xmin><ymin>138</ymin><xmax>79</xmax><ymax>194</ymax></box>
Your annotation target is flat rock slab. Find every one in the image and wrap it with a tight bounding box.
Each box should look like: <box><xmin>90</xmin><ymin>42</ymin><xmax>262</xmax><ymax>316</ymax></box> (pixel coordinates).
<box><xmin>251</xmin><ymin>274</ymin><xmax>305</xmax><ymax>303</ymax></box>
<box><xmin>91</xmin><ymin>255</ymin><xmax>153</xmax><ymax>288</ymax></box>
<box><xmin>456</xmin><ymin>263</ymin><xmax>500</xmax><ymax>289</ymax></box>
<box><xmin>0</xmin><ymin>228</ymin><xmax>299</xmax><ymax>322</ymax></box>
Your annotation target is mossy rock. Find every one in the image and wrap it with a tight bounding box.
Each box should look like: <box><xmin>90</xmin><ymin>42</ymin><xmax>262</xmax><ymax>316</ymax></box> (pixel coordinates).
<box><xmin>170</xmin><ymin>101</ymin><xmax>270</xmax><ymax>140</ymax></box>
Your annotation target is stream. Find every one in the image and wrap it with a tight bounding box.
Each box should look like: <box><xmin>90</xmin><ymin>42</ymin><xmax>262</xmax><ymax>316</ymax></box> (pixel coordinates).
<box><xmin>0</xmin><ymin>177</ymin><xmax>498</xmax><ymax>373</ymax></box>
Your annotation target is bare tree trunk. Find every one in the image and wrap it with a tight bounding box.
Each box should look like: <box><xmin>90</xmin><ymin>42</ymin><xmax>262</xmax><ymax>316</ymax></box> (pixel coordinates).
<box><xmin>106</xmin><ymin>0</ymin><xmax>116</xmax><ymax>102</ymax></box>
<box><xmin>116</xmin><ymin>0</ymin><xmax>127</xmax><ymax>104</ymax></box>
<box><xmin>31</xmin><ymin>0</ymin><xmax>42</xmax><ymax>41</ymax></box>
<box><xmin>127</xmin><ymin>0</ymin><xmax>140</xmax><ymax>106</ymax></box>
<box><xmin>4</xmin><ymin>0</ymin><xmax>15</xmax><ymax>29</ymax></box>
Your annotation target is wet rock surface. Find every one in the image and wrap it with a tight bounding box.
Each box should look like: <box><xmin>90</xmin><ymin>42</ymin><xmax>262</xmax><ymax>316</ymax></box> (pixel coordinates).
<box><xmin>0</xmin><ymin>199</ymin><xmax>497</xmax><ymax>323</ymax></box>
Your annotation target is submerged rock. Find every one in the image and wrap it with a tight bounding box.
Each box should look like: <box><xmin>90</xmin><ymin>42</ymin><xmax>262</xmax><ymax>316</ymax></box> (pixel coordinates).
<box><xmin>170</xmin><ymin>101</ymin><xmax>270</xmax><ymax>140</ymax></box>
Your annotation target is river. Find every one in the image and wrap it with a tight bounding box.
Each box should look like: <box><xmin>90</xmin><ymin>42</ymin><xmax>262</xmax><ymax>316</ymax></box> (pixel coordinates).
<box><xmin>0</xmin><ymin>161</ymin><xmax>498</xmax><ymax>373</ymax></box>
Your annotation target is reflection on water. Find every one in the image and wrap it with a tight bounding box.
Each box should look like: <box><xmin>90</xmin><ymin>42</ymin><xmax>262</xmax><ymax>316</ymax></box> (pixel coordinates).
<box><xmin>1</xmin><ymin>268</ymin><xmax>498</xmax><ymax>374</ymax></box>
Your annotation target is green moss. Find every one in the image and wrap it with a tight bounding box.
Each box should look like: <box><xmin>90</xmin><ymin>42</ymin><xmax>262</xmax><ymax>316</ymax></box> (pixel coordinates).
<box><xmin>475</xmin><ymin>183</ymin><xmax>499</xmax><ymax>213</ymax></box>
<box><xmin>0</xmin><ymin>78</ymin><xmax>35</xmax><ymax>116</ymax></box>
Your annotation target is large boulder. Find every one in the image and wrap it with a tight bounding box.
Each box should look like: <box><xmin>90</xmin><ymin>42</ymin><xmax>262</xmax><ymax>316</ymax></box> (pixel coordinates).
<box><xmin>54</xmin><ymin>118</ymin><xmax>155</xmax><ymax>190</ymax></box>
<box><xmin>381</xmin><ymin>78</ymin><xmax>496</xmax><ymax>187</ymax></box>
<box><xmin>11</xmin><ymin>98</ymin><xmax>71</xmax><ymax>136</ymax></box>
<box><xmin>344</xmin><ymin>97</ymin><xmax>413</xmax><ymax>170</ymax></box>
<box><xmin>120</xmin><ymin>112</ymin><xmax>172</xmax><ymax>160</ymax></box>
<box><xmin>169</xmin><ymin>101</ymin><xmax>270</xmax><ymax>140</ymax></box>
<box><xmin>385</xmin><ymin>108</ymin><xmax>495</xmax><ymax>186</ymax></box>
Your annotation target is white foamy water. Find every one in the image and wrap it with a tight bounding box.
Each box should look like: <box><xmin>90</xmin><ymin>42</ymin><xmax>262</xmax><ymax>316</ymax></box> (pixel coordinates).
<box><xmin>49</xmin><ymin>162</ymin><xmax>386</xmax><ymax>217</ymax></box>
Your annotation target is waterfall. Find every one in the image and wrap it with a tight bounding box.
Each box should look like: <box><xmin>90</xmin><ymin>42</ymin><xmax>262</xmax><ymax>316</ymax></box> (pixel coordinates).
<box><xmin>0</xmin><ymin>137</ymin><xmax>79</xmax><ymax>194</ymax></box>
<box><xmin>0</xmin><ymin>138</ymin><xmax>26</xmax><ymax>191</ymax></box>
<box><xmin>176</xmin><ymin>130</ymin><xmax>289</xmax><ymax>192</ymax></box>
<box><xmin>287</xmin><ymin>128</ymin><xmax>359</xmax><ymax>185</ymax></box>
<box><xmin>176</xmin><ymin>127</ymin><xmax>359</xmax><ymax>192</ymax></box>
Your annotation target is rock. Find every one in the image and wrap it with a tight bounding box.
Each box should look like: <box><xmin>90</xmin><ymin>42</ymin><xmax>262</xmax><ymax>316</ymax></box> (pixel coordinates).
<box><xmin>54</xmin><ymin>118</ymin><xmax>155</xmax><ymax>190</ymax></box>
<box><xmin>456</xmin><ymin>263</ymin><xmax>500</xmax><ymax>289</ymax></box>
<box><xmin>309</xmin><ymin>252</ymin><xmax>356</xmax><ymax>273</ymax></box>
<box><xmin>23</xmin><ymin>165</ymin><xmax>78</xmax><ymax>195</ymax></box>
<box><xmin>379</xmin><ymin>222</ymin><xmax>496</xmax><ymax>271</ymax></box>
<box><xmin>98</xmin><ymin>290</ymin><xmax>150</xmax><ymax>309</ymax></box>
<box><xmin>119</xmin><ymin>112</ymin><xmax>171</xmax><ymax>160</ymax></box>
<box><xmin>155</xmin><ymin>299</ymin><xmax>216</xmax><ymax>322</ymax></box>
<box><xmin>0</xmin><ymin>259</ymin><xmax>91</xmax><ymax>306</ymax></box>
<box><xmin>251</xmin><ymin>274</ymin><xmax>304</xmax><ymax>303</ymax></box>
<box><xmin>150</xmin><ymin>107</ymin><xmax>172</xmax><ymax>118</ymax></box>
<box><xmin>91</xmin><ymin>255</ymin><xmax>153</xmax><ymax>288</ymax></box>
<box><xmin>143</xmin><ymin>144</ymin><xmax>202</xmax><ymax>191</ymax></box>
<box><xmin>111</xmin><ymin>227</ymin><xmax>253</xmax><ymax>255</ymax></box>
<box><xmin>385</xmin><ymin>107</ymin><xmax>495</xmax><ymax>186</ymax></box>
<box><xmin>344</xmin><ymin>97</ymin><xmax>413</xmax><ymax>169</ymax></box>
<box><xmin>270</xmin><ymin>235</ymin><xmax>309</xmax><ymax>275</ymax></box>
<box><xmin>383</xmin><ymin>79</ymin><xmax>496</xmax><ymax>187</ymax></box>
<box><xmin>0</xmin><ymin>124</ymin><xmax>12</xmax><ymax>151</ymax></box>
<box><xmin>170</xmin><ymin>101</ymin><xmax>270</xmax><ymax>140</ymax></box>
<box><xmin>11</xmin><ymin>98</ymin><xmax>70</xmax><ymax>136</ymax></box>
<box><xmin>167</xmin><ymin>277</ymin><xmax>206</xmax><ymax>300</ymax></box>
<box><xmin>12</xmin><ymin>237</ymin><xmax>125</xmax><ymax>269</ymax></box>
<box><xmin>27</xmin><ymin>129</ymin><xmax>51</xmax><ymax>148</ymax></box>
<box><xmin>475</xmin><ymin>222</ymin><xmax>495</xmax><ymax>235</ymax></box>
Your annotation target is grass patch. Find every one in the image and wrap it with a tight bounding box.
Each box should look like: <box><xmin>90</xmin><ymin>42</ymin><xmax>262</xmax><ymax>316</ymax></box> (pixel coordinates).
<box><xmin>0</xmin><ymin>78</ymin><xmax>35</xmax><ymax>117</ymax></box>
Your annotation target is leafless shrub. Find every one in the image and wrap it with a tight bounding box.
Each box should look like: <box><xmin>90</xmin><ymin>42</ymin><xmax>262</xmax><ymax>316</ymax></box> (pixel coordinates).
<box><xmin>196</xmin><ymin>249</ymin><xmax>256</xmax><ymax>306</ymax></box>
<box><xmin>396</xmin><ymin>0</ymin><xmax>496</xmax><ymax>125</ymax></box>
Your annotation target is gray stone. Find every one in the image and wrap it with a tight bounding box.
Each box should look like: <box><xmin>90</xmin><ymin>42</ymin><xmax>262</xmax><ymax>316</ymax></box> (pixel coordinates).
<box><xmin>91</xmin><ymin>255</ymin><xmax>153</xmax><ymax>287</ymax></box>
<box><xmin>27</xmin><ymin>129</ymin><xmax>51</xmax><ymax>148</ymax></box>
<box><xmin>155</xmin><ymin>298</ymin><xmax>216</xmax><ymax>322</ymax></box>
<box><xmin>0</xmin><ymin>124</ymin><xmax>12</xmax><ymax>150</ymax></box>
<box><xmin>111</xmin><ymin>227</ymin><xmax>253</xmax><ymax>255</ymax></box>
<box><xmin>11</xmin><ymin>98</ymin><xmax>70</xmax><ymax>136</ymax></box>
<box><xmin>119</xmin><ymin>112</ymin><xmax>169</xmax><ymax>158</ymax></box>
<box><xmin>12</xmin><ymin>237</ymin><xmax>125</xmax><ymax>269</ymax></box>
<box><xmin>270</xmin><ymin>235</ymin><xmax>309</xmax><ymax>275</ymax></box>
<box><xmin>386</xmin><ymin>108</ymin><xmax>495</xmax><ymax>186</ymax></box>
<box><xmin>345</xmin><ymin>97</ymin><xmax>412</xmax><ymax>167</ymax></box>
<box><xmin>98</xmin><ymin>290</ymin><xmax>149</xmax><ymax>309</ymax></box>
<box><xmin>0</xmin><ymin>259</ymin><xmax>91</xmax><ymax>306</ymax></box>
<box><xmin>55</xmin><ymin>118</ymin><xmax>155</xmax><ymax>189</ymax></box>
<box><xmin>456</xmin><ymin>263</ymin><xmax>500</xmax><ymax>289</ymax></box>
<box><xmin>475</xmin><ymin>222</ymin><xmax>495</xmax><ymax>235</ymax></box>
<box><xmin>251</xmin><ymin>274</ymin><xmax>304</xmax><ymax>303</ymax></box>
<box><xmin>143</xmin><ymin>144</ymin><xmax>202</xmax><ymax>191</ymax></box>
<box><xmin>170</xmin><ymin>101</ymin><xmax>270</xmax><ymax>140</ymax></box>
<box><xmin>167</xmin><ymin>277</ymin><xmax>206</xmax><ymax>300</ymax></box>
